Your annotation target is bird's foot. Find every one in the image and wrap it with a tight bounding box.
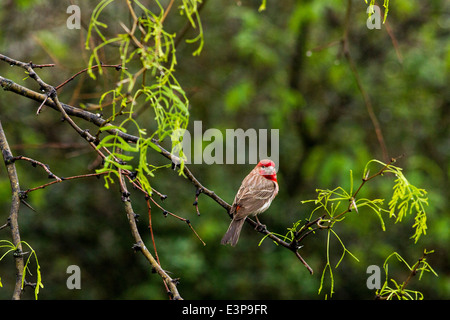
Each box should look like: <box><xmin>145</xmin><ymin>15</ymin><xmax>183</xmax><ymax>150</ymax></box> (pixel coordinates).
<box><xmin>255</xmin><ymin>223</ymin><xmax>267</xmax><ymax>232</ymax></box>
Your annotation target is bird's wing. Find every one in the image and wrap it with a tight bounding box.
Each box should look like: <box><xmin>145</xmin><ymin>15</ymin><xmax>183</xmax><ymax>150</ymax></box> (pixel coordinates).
<box><xmin>232</xmin><ymin>177</ymin><xmax>277</xmax><ymax>220</ymax></box>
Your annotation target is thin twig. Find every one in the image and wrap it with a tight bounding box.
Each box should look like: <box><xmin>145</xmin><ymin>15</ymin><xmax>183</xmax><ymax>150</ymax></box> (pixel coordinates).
<box><xmin>120</xmin><ymin>176</ymin><xmax>183</xmax><ymax>300</ymax></box>
<box><xmin>400</xmin><ymin>250</ymin><xmax>430</xmax><ymax>293</ymax></box>
<box><xmin>10</xmin><ymin>155</ymin><xmax>62</xmax><ymax>181</ymax></box>
<box><xmin>22</xmin><ymin>172</ymin><xmax>109</xmax><ymax>194</ymax></box>
<box><xmin>145</xmin><ymin>197</ymin><xmax>171</xmax><ymax>295</ymax></box>
<box><xmin>193</xmin><ymin>188</ymin><xmax>203</xmax><ymax>216</ymax></box>
<box><xmin>55</xmin><ymin>64</ymin><xmax>122</xmax><ymax>91</ymax></box>
<box><xmin>146</xmin><ymin>191</ymin><xmax>206</xmax><ymax>246</ymax></box>
<box><xmin>341</xmin><ymin>0</ymin><xmax>389</xmax><ymax>162</ymax></box>
<box><xmin>36</xmin><ymin>94</ymin><xmax>49</xmax><ymax>115</ymax></box>
<box><xmin>161</xmin><ymin>0</ymin><xmax>175</xmax><ymax>24</ymax></box>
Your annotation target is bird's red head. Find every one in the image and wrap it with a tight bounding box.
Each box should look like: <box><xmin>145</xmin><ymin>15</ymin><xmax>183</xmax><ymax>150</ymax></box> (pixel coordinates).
<box><xmin>256</xmin><ymin>159</ymin><xmax>277</xmax><ymax>182</ymax></box>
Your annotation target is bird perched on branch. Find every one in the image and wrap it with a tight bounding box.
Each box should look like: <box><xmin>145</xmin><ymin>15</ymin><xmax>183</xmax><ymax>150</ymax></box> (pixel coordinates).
<box><xmin>221</xmin><ymin>159</ymin><xmax>279</xmax><ymax>246</ymax></box>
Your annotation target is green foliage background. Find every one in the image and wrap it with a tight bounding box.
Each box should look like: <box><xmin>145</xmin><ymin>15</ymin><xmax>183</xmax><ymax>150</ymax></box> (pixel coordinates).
<box><xmin>0</xmin><ymin>0</ymin><xmax>448</xmax><ymax>299</ymax></box>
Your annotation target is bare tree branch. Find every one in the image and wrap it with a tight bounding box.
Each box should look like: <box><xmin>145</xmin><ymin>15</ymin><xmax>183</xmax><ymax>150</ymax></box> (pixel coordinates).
<box><xmin>0</xmin><ymin>120</ymin><xmax>24</xmax><ymax>300</ymax></box>
<box><xmin>120</xmin><ymin>175</ymin><xmax>183</xmax><ymax>300</ymax></box>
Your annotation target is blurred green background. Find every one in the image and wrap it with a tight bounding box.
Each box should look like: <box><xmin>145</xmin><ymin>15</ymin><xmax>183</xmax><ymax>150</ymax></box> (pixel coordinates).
<box><xmin>0</xmin><ymin>0</ymin><xmax>448</xmax><ymax>299</ymax></box>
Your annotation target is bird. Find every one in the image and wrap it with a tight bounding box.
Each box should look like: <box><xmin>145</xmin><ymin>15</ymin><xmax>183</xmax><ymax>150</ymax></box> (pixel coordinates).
<box><xmin>221</xmin><ymin>159</ymin><xmax>279</xmax><ymax>246</ymax></box>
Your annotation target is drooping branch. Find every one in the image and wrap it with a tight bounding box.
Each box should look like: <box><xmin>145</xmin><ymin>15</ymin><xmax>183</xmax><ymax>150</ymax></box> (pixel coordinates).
<box><xmin>341</xmin><ymin>0</ymin><xmax>389</xmax><ymax>162</ymax></box>
<box><xmin>120</xmin><ymin>175</ymin><xmax>182</xmax><ymax>300</ymax></box>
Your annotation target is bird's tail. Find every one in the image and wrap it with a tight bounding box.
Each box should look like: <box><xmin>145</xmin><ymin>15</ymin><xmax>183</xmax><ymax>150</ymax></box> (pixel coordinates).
<box><xmin>221</xmin><ymin>218</ymin><xmax>246</xmax><ymax>246</ymax></box>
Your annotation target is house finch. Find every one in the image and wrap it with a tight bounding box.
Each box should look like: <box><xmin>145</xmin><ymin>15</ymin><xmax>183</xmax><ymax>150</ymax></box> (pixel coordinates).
<box><xmin>221</xmin><ymin>159</ymin><xmax>279</xmax><ymax>246</ymax></box>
